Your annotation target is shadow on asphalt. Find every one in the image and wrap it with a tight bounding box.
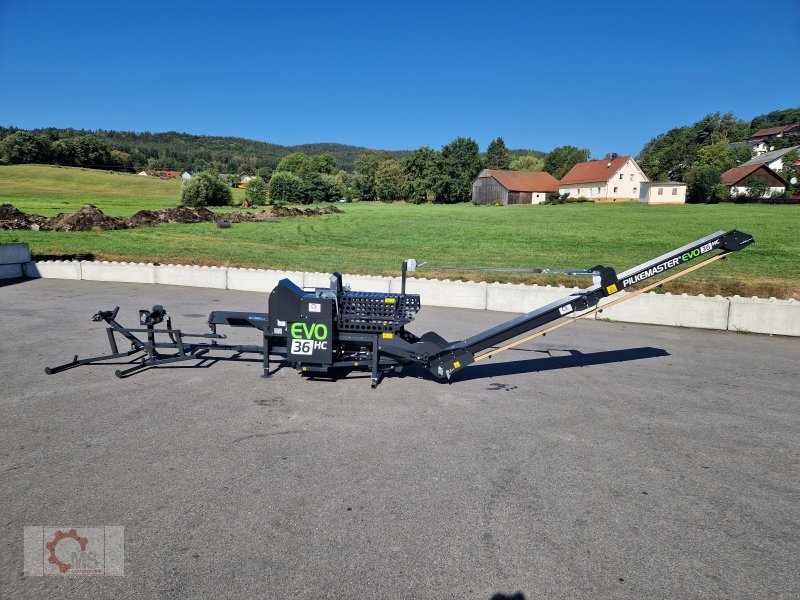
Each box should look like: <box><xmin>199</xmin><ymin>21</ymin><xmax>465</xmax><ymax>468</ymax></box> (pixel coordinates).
<box><xmin>0</xmin><ymin>276</ymin><xmax>37</xmax><ymax>288</ymax></box>
<box><xmin>450</xmin><ymin>346</ymin><xmax>670</xmax><ymax>383</ymax></box>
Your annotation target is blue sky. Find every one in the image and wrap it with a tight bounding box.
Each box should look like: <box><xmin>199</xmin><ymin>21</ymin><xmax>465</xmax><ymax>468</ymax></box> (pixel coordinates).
<box><xmin>1</xmin><ymin>0</ymin><xmax>798</xmax><ymax>156</ymax></box>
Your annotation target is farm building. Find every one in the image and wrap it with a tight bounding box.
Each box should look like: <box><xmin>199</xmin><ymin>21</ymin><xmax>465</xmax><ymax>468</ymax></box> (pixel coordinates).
<box><xmin>559</xmin><ymin>155</ymin><xmax>648</xmax><ymax>202</ymax></box>
<box><xmin>471</xmin><ymin>169</ymin><xmax>560</xmax><ymax>205</ymax></box>
<box><xmin>639</xmin><ymin>182</ymin><xmax>687</xmax><ymax>204</ymax></box>
<box><xmin>721</xmin><ymin>164</ymin><xmax>788</xmax><ymax>198</ymax></box>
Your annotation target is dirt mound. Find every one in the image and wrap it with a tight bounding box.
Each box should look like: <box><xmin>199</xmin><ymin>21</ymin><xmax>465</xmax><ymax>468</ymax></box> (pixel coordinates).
<box><xmin>47</xmin><ymin>205</ymin><xmax>128</xmax><ymax>232</ymax></box>
<box><xmin>223</xmin><ymin>210</ymin><xmax>277</xmax><ymax>223</ymax></box>
<box><xmin>127</xmin><ymin>210</ymin><xmax>162</xmax><ymax>227</ymax></box>
<box><xmin>270</xmin><ymin>205</ymin><xmax>343</xmax><ymax>217</ymax></box>
<box><xmin>270</xmin><ymin>206</ymin><xmax>305</xmax><ymax>217</ymax></box>
<box><xmin>0</xmin><ymin>203</ymin><xmax>343</xmax><ymax>232</ymax></box>
<box><xmin>128</xmin><ymin>206</ymin><xmax>217</xmax><ymax>227</ymax></box>
<box><xmin>307</xmin><ymin>205</ymin><xmax>343</xmax><ymax>215</ymax></box>
<box><xmin>157</xmin><ymin>206</ymin><xmax>217</xmax><ymax>224</ymax></box>
<box><xmin>0</xmin><ymin>204</ymin><xmax>48</xmax><ymax>230</ymax></box>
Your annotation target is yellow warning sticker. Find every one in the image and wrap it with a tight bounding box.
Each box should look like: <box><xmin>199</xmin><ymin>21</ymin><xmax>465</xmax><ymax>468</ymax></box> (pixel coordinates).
<box><xmin>384</xmin><ymin>298</ymin><xmax>396</xmax><ymax>304</ymax></box>
<box><xmin>606</xmin><ymin>284</ymin><xmax>618</xmax><ymax>294</ymax></box>
<box><xmin>453</xmin><ymin>361</ymin><xmax>461</xmax><ymax>369</ymax></box>
<box><xmin>382</xmin><ymin>333</ymin><xmax>394</xmax><ymax>339</ymax></box>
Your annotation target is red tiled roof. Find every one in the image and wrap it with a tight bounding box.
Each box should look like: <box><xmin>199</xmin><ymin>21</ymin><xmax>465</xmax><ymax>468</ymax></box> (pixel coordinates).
<box><xmin>750</xmin><ymin>124</ymin><xmax>799</xmax><ymax>138</ymax></box>
<box><xmin>485</xmin><ymin>169</ymin><xmax>560</xmax><ymax>192</ymax></box>
<box><xmin>560</xmin><ymin>156</ymin><xmax>630</xmax><ymax>185</ymax></box>
<box><xmin>721</xmin><ymin>163</ymin><xmax>788</xmax><ymax>186</ymax></box>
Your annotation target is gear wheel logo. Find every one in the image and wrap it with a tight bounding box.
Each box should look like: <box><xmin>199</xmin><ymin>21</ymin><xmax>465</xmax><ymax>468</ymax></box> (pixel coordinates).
<box><xmin>45</xmin><ymin>528</ymin><xmax>89</xmax><ymax>573</ymax></box>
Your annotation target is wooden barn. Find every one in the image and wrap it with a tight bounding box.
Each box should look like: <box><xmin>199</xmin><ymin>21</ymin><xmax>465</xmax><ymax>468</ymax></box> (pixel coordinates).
<box><xmin>472</xmin><ymin>169</ymin><xmax>561</xmax><ymax>205</ymax></box>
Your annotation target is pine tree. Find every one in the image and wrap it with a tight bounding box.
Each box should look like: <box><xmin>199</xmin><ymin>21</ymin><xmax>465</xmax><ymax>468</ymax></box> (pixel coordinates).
<box><xmin>486</xmin><ymin>137</ymin><xmax>511</xmax><ymax>170</ymax></box>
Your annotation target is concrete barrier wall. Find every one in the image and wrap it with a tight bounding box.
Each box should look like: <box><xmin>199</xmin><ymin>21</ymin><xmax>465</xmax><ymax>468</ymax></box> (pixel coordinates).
<box><xmin>0</xmin><ymin>243</ymin><xmax>31</xmax><ymax>266</ymax></box>
<box><xmin>154</xmin><ymin>264</ymin><xmax>227</xmax><ymax>289</ymax></box>
<box><xmin>597</xmin><ymin>292</ymin><xmax>731</xmax><ymax>330</ymax></box>
<box><xmin>81</xmin><ymin>261</ymin><xmax>156</xmax><ymax>284</ymax></box>
<box><xmin>727</xmin><ymin>296</ymin><xmax>800</xmax><ymax>336</ymax></box>
<box><xmin>487</xmin><ymin>282</ymin><xmax>579</xmax><ymax>313</ymax></box>
<box><xmin>25</xmin><ymin>260</ymin><xmax>82</xmax><ymax>280</ymax></box>
<box><xmin>0</xmin><ymin>264</ymin><xmax>23</xmax><ymax>278</ymax></box>
<box><xmin>390</xmin><ymin>277</ymin><xmax>487</xmax><ymax>310</ymax></box>
<box><xmin>228</xmin><ymin>268</ymin><xmax>304</xmax><ymax>293</ymax></box>
<box><xmin>21</xmin><ymin>259</ymin><xmax>800</xmax><ymax>337</ymax></box>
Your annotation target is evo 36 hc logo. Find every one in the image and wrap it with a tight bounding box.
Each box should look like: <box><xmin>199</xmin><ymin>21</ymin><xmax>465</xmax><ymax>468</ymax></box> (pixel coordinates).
<box><xmin>684</xmin><ymin>239</ymin><xmax>719</xmax><ymax>261</ymax></box>
<box><xmin>289</xmin><ymin>322</ymin><xmax>329</xmax><ymax>355</ymax></box>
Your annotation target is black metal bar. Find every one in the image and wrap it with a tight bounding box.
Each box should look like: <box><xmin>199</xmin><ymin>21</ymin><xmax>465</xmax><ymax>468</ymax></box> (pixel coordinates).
<box><xmin>106</xmin><ymin>328</ymin><xmax>119</xmax><ymax>355</ymax></box>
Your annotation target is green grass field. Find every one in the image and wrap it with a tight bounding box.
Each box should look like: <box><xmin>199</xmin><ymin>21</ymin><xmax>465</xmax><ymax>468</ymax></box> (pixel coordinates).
<box><xmin>1</xmin><ymin>165</ymin><xmax>798</xmax><ymax>298</ymax></box>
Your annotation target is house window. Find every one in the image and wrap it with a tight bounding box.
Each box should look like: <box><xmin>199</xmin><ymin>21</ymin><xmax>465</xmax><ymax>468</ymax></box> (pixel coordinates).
<box><xmin>658</xmin><ymin>188</ymin><xmax>663</xmax><ymax>195</ymax></box>
<box><xmin>619</xmin><ymin>173</ymin><xmax>623</xmax><ymax>180</ymax></box>
<box><xmin>630</xmin><ymin>174</ymin><xmax>634</xmax><ymax>181</ymax></box>
<box><xmin>613</xmin><ymin>186</ymin><xmax>618</xmax><ymax>193</ymax></box>
<box><xmin>633</xmin><ymin>187</ymin><xmax>637</xmax><ymax>195</ymax></box>
<box><xmin>577</xmin><ymin>188</ymin><xmax>581</xmax><ymax>194</ymax></box>
<box><xmin>597</xmin><ymin>187</ymin><xmax>600</xmax><ymax>193</ymax></box>
<box><xmin>672</xmin><ymin>188</ymin><xmax>678</xmax><ymax>195</ymax></box>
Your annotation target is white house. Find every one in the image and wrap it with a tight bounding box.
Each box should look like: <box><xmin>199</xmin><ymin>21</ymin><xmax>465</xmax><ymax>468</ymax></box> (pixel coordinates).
<box><xmin>738</xmin><ymin>146</ymin><xmax>798</xmax><ymax>172</ymax></box>
<box><xmin>181</xmin><ymin>171</ymin><xmax>192</xmax><ymax>180</ymax></box>
<box><xmin>639</xmin><ymin>182</ymin><xmax>687</xmax><ymax>204</ymax></box>
<box><xmin>558</xmin><ymin>155</ymin><xmax>648</xmax><ymax>201</ymax></box>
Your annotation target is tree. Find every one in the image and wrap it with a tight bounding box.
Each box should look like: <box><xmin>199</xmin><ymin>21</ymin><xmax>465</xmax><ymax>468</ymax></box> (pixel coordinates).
<box><xmin>181</xmin><ymin>171</ymin><xmax>232</xmax><ymax>207</ymax></box>
<box><xmin>256</xmin><ymin>165</ymin><xmax>274</xmax><ymax>179</ymax></box>
<box><xmin>686</xmin><ymin>165</ymin><xmax>728</xmax><ymax>203</ymax></box>
<box><xmin>309</xmin><ymin>153</ymin><xmax>338</xmax><ymax>175</ymax></box>
<box><xmin>402</xmin><ymin>146</ymin><xmax>439</xmax><ymax>203</ymax></box>
<box><xmin>0</xmin><ymin>131</ymin><xmax>50</xmax><ymax>164</ymax></box>
<box><xmin>510</xmin><ymin>155</ymin><xmax>545</xmax><ymax>172</ymax></box>
<box><xmin>245</xmin><ymin>176</ymin><xmax>268</xmax><ymax>205</ymax></box>
<box><xmin>301</xmin><ymin>171</ymin><xmax>330</xmax><ymax>204</ymax></box>
<box><xmin>374</xmin><ymin>159</ymin><xmax>405</xmax><ymax>201</ymax></box>
<box><xmin>745</xmin><ymin>177</ymin><xmax>769</xmax><ymax>199</ymax></box>
<box><xmin>431</xmin><ymin>137</ymin><xmax>482</xmax><ymax>203</ymax></box>
<box><xmin>486</xmin><ymin>137</ymin><xmax>511</xmax><ymax>170</ymax></box>
<box><xmin>275</xmin><ymin>152</ymin><xmax>309</xmax><ymax>175</ymax></box>
<box><xmin>53</xmin><ymin>134</ymin><xmax>112</xmax><ymax>167</ymax></box>
<box><xmin>268</xmin><ymin>171</ymin><xmax>303</xmax><ymax>204</ymax></box>
<box><xmin>544</xmin><ymin>145</ymin><xmax>590</xmax><ymax>179</ymax></box>
<box><xmin>354</xmin><ymin>149</ymin><xmax>393</xmax><ymax>201</ymax></box>
<box><xmin>749</xmin><ymin>108</ymin><xmax>800</xmax><ymax>133</ymax></box>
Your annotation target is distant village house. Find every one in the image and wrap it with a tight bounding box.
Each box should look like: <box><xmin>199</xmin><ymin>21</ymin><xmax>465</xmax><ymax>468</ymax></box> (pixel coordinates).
<box><xmin>737</xmin><ymin>146</ymin><xmax>799</xmax><ymax>172</ymax></box>
<box><xmin>137</xmin><ymin>169</ymin><xmax>180</xmax><ymax>179</ymax></box>
<box><xmin>721</xmin><ymin>164</ymin><xmax>787</xmax><ymax>198</ymax></box>
<box><xmin>471</xmin><ymin>169</ymin><xmax>560</xmax><ymax>205</ymax></box>
<box><xmin>559</xmin><ymin>155</ymin><xmax>648</xmax><ymax>201</ymax></box>
<box><xmin>748</xmin><ymin>124</ymin><xmax>799</xmax><ymax>155</ymax></box>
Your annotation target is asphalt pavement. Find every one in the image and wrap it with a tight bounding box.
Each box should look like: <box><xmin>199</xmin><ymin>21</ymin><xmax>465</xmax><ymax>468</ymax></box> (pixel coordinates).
<box><xmin>1</xmin><ymin>278</ymin><xmax>798</xmax><ymax>599</ymax></box>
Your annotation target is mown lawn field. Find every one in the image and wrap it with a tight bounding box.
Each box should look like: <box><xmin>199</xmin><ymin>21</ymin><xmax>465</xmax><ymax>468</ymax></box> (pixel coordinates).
<box><xmin>1</xmin><ymin>165</ymin><xmax>798</xmax><ymax>298</ymax></box>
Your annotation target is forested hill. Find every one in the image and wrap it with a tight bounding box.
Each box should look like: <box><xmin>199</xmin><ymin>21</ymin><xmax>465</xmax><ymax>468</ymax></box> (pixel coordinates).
<box><xmin>0</xmin><ymin>127</ymin><xmax>412</xmax><ymax>174</ymax></box>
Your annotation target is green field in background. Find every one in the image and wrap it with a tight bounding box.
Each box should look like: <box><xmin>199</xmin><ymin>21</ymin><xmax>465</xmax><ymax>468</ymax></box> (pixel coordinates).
<box><xmin>1</xmin><ymin>165</ymin><xmax>797</xmax><ymax>298</ymax></box>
